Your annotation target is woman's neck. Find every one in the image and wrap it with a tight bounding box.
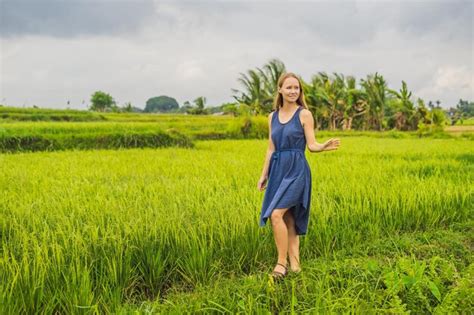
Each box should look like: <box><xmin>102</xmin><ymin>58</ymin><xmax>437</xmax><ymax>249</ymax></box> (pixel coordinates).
<box><xmin>281</xmin><ymin>101</ymin><xmax>298</xmax><ymax>111</ymax></box>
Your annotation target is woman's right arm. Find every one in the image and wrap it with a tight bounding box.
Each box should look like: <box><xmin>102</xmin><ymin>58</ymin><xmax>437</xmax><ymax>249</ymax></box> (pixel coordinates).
<box><xmin>260</xmin><ymin>112</ymin><xmax>275</xmax><ymax>179</ymax></box>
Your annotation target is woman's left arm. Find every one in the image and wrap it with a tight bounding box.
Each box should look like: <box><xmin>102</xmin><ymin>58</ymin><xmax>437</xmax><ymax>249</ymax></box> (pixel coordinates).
<box><xmin>301</xmin><ymin>109</ymin><xmax>340</xmax><ymax>153</ymax></box>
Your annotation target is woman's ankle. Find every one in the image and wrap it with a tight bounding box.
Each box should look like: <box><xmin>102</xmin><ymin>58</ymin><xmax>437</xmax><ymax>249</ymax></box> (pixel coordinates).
<box><xmin>289</xmin><ymin>256</ymin><xmax>300</xmax><ymax>266</ymax></box>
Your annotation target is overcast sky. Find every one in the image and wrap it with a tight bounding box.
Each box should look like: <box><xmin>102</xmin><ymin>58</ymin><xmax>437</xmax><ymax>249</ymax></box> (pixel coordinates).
<box><xmin>0</xmin><ymin>0</ymin><xmax>472</xmax><ymax>110</ymax></box>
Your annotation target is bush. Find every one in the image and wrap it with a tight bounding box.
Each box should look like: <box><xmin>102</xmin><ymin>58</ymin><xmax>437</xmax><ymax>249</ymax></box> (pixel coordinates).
<box><xmin>225</xmin><ymin>115</ymin><xmax>267</xmax><ymax>139</ymax></box>
<box><xmin>0</xmin><ymin>130</ymin><xmax>194</xmax><ymax>153</ymax></box>
<box><xmin>416</xmin><ymin>122</ymin><xmax>450</xmax><ymax>138</ymax></box>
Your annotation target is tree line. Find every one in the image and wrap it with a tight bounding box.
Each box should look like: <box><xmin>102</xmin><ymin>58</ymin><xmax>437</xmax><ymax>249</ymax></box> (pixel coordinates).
<box><xmin>230</xmin><ymin>59</ymin><xmax>473</xmax><ymax>131</ymax></box>
<box><xmin>88</xmin><ymin>58</ymin><xmax>473</xmax><ymax>131</ymax></box>
<box><xmin>88</xmin><ymin>92</ymin><xmax>217</xmax><ymax>115</ymax></box>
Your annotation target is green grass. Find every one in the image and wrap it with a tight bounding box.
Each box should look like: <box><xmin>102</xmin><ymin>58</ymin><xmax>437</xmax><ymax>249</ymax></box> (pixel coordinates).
<box><xmin>0</xmin><ymin>129</ymin><xmax>194</xmax><ymax>152</ymax></box>
<box><xmin>124</xmin><ymin>224</ymin><xmax>473</xmax><ymax>314</ymax></box>
<box><xmin>0</xmin><ymin>137</ymin><xmax>473</xmax><ymax>313</ymax></box>
<box><xmin>455</xmin><ymin>117</ymin><xmax>474</xmax><ymax>126</ymax></box>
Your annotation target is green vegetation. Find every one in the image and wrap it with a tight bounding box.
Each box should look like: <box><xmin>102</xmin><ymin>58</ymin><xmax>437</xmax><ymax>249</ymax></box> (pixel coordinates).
<box><xmin>2</xmin><ymin>114</ymin><xmax>470</xmax><ymax>153</ymax></box>
<box><xmin>0</xmin><ymin>130</ymin><xmax>193</xmax><ymax>152</ymax></box>
<box><xmin>230</xmin><ymin>59</ymin><xmax>473</xmax><ymax>131</ymax></box>
<box><xmin>0</xmin><ymin>116</ymin><xmax>265</xmax><ymax>152</ymax></box>
<box><xmin>0</xmin><ymin>58</ymin><xmax>472</xmax><ymax>311</ymax></box>
<box><xmin>89</xmin><ymin>91</ymin><xmax>116</xmax><ymax>112</ymax></box>
<box><xmin>2</xmin><ymin>59</ymin><xmax>472</xmax><ymax>131</ymax></box>
<box><xmin>455</xmin><ymin>117</ymin><xmax>474</xmax><ymax>126</ymax></box>
<box><xmin>0</xmin><ymin>105</ymin><xmax>107</xmax><ymax>122</ymax></box>
<box><xmin>127</xmin><ymin>226</ymin><xmax>473</xmax><ymax>314</ymax></box>
<box><xmin>144</xmin><ymin>96</ymin><xmax>179</xmax><ymax>113</ymax></box>
<box><xmin>1</xmin><ymin>137</ymin><xmax>472</xmax><ymax>313</ymax></box>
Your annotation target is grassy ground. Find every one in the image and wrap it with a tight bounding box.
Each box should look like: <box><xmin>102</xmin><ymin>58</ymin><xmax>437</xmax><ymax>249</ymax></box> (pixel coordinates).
<box><xmin>1</xmin><ymin>137</ymin><xmax>472</xmax><ymax>313</ymax></box>
<box><xmin>124</xmin><ymin>223</ymin><xmax>472</xmax><ymax>314</ymax></box>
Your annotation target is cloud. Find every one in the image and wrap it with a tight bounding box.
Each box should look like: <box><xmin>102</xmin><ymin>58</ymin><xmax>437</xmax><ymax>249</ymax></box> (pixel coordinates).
<box><xmin>175</xmin><ymin>59</ymin><xmax>206</xmax><ymax>81</ymax></box>
<box><xmin>394</xmin><ymin>0</ymin><xmax>472</xmax><ymax>40</ymax></box>
<box><xmin>0</xmin><ymin>0</ymin><xmax>472</xmax><ymax>109</ymax></box>
<box><xmin>0</xmin><ymin>0</ymin><xmax>156</xmax><ymax>38</ymax></box>
<box><xmin>435</xmin><ymin>66</ymin><xmax>472</xmax><ymax>91</ymax></box>
<box><xmin>415</xmin><ymin>65</ymin><xmax>473</xmax><ymax>105</ymax></box>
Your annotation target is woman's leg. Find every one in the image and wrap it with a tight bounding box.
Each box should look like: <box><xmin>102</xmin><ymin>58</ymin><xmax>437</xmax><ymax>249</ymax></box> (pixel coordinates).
<box><xmin>283</xmin><ymin>208</ymin><xmax>301</xmax><ymax>272</ymax></box>
<box><xmin>270</xmin><ymin>207</ymin><xmax>290</xmax><ymax>274</ymax></box>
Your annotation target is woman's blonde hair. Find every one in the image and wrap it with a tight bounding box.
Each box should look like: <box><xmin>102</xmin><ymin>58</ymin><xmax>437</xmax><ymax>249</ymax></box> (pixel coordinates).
<box><xmin>272</xmin><ymin>72</ymin><xmax>308</xmax><ymax>111</ymax></box>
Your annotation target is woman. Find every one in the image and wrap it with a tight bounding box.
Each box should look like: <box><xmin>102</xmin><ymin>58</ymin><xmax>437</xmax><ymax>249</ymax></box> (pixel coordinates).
<box><xmin>257</xmin><ymin>72</ymin><xmax>340</xmax><ymax>279</ymax></box>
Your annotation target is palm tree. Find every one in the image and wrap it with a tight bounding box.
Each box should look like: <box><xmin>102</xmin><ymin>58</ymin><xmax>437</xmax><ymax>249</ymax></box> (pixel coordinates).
<box><xmin>258</xmin><ymin>58</ymin><xmax>286</xmax><ymax>97</ymax></box>
<box><xmin>387</xmin><ymin>81</ymin><xmax>416</xmax><ymax>130</ymax></box>
<box><xmin>341</xmin><ymin>76</ymin><xmax>367</xmax><ymax>130</ymax></box>
<box><xmin>193</xmin><ymin>96</ymin><xmax>206</xmax><ymax>109</ymax></box>
<box><xmin>313</xmin><ymin>72</ymin><xmax>345</xmax><ymax>130</ymax></box>
<box><xmin>302</xmin><ymin>76</ymin><xmax>326</xmax><ymax>130</ymax></box>
<box><xmin>186</xmin><ymin>96</ymin><xmax>208</xmax><ymax>115</ymax></box>
<box><xmin>231</xmin><ymin>69</ymin><xmax>268</xmax><ymax>115</ymax></box>
<box><xmin>231</xmin><ymin>59</ymin><xmax>286</xmax><ymax>115</ymax></box>
<box><xmin>360</xmin><ymin>72</ymin><xmax>387</xmax><ymax>131</ymax></box>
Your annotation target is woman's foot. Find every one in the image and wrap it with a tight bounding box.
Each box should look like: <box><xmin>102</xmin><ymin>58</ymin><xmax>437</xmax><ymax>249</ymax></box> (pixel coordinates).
<box><xmin>271</xmin><ymin>262</ymin><xmax>288</xmax><ymax>279</ymax></box>
<box><xmin>289</xmin><ymin>256</ymin><xmax>301</xmax><ymax>273</ymax></box>
<box><xmin>290</xmin><ymin>266</ymin><xmax>302</xmax><ymax>273</ymax></box>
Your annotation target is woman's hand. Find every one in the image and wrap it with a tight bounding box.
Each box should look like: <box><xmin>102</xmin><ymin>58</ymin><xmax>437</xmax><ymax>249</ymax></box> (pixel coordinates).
<box><xmin>257</xmin><ymin>176</ymin><xmax>268</xmax><ymax>191</ymax></box>
<box><xmin>322</xmin><ymin>138</ymin><xmax>340</xmax><ymax>151</ymax></box>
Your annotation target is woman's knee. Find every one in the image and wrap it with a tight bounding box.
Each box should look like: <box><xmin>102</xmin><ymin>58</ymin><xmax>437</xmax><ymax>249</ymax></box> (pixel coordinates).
<box><xmin>271</xmin><ymin>208</ymin><xmax>288</xmax><ymax>222</ymax></box>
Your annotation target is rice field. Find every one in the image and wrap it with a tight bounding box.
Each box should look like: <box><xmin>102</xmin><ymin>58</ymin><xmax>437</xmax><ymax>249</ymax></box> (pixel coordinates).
<box><xmin>1</xmin><ymin>136</ymin><xmax>473</xmax><ymax>313</ymax></box>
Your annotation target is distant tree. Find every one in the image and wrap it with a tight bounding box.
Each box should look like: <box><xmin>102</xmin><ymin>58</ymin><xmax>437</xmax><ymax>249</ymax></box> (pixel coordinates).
<box><xmin>238</xmin><ymin>103</ymin><xmax>253</xmax><ymax>116</ymax></box>
<box><xmin>122</xmin><ymin>102</ymin><xmax>133</xmax><ymax>113</ymax></box>
<box><xmin>456</xmin><ymin>99</ymin><xmax>474</xmax><ymax>116</ymax></box>
<box><xmin>315</xmin><ymin>72</ymin><xmax>346</xmax><ymax>131</ymax></box>
<box><xmin>301</xmin><ymin>73</ymin><xmax>329</xmax><ymax>130</ymax></box>
<box><xmin>110</xmin><ymin>104</ymin><xmax>121</xmax><ymax>113</ymax></box>
<box><xmin>89</xmin><ymin>91</ymin><xmax>116</xmax><ymax>112</ymax></box>
<box><xmin>221</xmin><ymin>102</ymin><xmax>238</xmax><ymax>116</ymax></box>
<box><xmin>232</xmin><ymin>69</ymin><xmax>267</xmax><ymax>114</ymax></box>
<box><xmin>360</xmin><ymin>72</ymin><xmax>388</xmax><ymax>131</ymax></box>
<box><xmin>340</xmin><ymin>76</ymin><xmax>367</xmax><ymax>130</ymax></box>
<box><xmin>428</xmin><ymin>101</ymin><xmax>435</xmax><ymax>110</ymax></box>
<box><xmin>415</xmin><ymin>98</ymin><xmax>430</xmax><ymax>125</ymax></box>
<box><xmin>431</xmin><ymin>108</ymin><xmax>447</xmax><ymax>127</ymax></box>
<box><xmin>446</xmin><ymin>99</ymin><xmax>473</xmax><ymax>125</ymax></box>
<box><xmin>232</xmin><ymin>58</ymin><xmax>286</xmax><ymax>115</ymax></box>
<box><xmin>144</xmin><ymin>96</ymin><xmax>179</xmax><ymax>113</ymax></box>
<box><xmin>387</xmin><ymin>80</ymin><xmax>417</xmax><ymax>130</ymax></box>
<box><xmin>194</xmin><ymin>96</ymin><xmax>206</xmax><ymax>110</ymax></box>
<box><xmin>179</xmin><ymin>101</ymin><xmax>193</xmax><ymax>113</ymax></box>
<box><xmin>186</xmin><ymin>96</ymin><xmax>210</xmax><ymax>115</ymax></box>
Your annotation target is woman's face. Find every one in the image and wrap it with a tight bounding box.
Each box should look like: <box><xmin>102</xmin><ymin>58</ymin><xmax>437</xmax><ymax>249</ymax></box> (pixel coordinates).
<box><xmin>279</xmin><ymin>77</ymin><xmax>300</xmax><ymax>104</ymax></box>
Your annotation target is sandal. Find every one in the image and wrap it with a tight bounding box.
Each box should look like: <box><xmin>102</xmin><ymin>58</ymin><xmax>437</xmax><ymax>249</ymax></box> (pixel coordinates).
<box><xmin>271</xmin><ymin>262</ymin><xmax>288</xmax><ymax>280</ymax></box>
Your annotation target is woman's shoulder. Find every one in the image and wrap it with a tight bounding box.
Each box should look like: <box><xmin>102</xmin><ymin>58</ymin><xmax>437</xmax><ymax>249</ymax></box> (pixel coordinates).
<box><xmin>300</xmin><ymin>107</ymin><xmax>312</xmax><ymax>116</ymax></box>
<box><xmin>299</xmin><ymin>107</ymin><xmax>313</xmax><ymax>123</ymax></box>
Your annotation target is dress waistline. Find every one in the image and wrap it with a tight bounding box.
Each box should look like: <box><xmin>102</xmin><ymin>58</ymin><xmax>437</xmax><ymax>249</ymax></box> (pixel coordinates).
<box><xmin>271</xmin><ymin>148</ymin><xmax>304</xmax><ymax>161</ymax></box>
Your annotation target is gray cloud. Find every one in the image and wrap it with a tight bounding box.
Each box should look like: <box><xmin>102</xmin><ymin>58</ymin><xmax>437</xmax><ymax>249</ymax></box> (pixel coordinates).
<box><xmin>2</xmin><ymin>0</ymin><xmax>471</xmax><ymax>43</ymax></box>
<box><xmin>394</xmin><ymin>1</ymin><xmax>472</xmax><ymax>38</ymax></box>
<box><xmin>0</xmin><ymin>0</ymin><xmax>472</xmax><ymax>109</ymax></box>
<box><xmin>0</xmin><ymin>0</ymin><xmax>156</xmax><ymax>38</ymax></box>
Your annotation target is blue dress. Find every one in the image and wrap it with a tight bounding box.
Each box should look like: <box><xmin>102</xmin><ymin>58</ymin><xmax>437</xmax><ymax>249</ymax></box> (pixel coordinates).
<box><xmin>259</xmin><ymin>105</ymin><xmax>312</xmax><ymax>235</ymax></box>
